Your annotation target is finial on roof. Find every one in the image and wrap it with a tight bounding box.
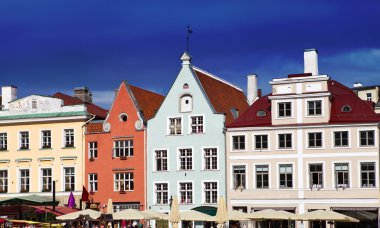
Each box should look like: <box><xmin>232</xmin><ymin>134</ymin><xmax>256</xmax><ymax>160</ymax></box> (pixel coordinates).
<box><xmin>181</xmin><ymin>51</ymin><xmax>192</xmax><ymax>65</ymax></box>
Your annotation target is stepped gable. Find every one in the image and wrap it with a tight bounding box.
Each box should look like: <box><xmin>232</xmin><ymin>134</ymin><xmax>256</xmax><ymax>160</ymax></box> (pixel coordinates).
<box><xmin>227</xmin><ymin>94</ymin><xmax>272</xmax><ymax>128</ymax></box>
<box><xmin>192</xmin><ymin>67</ymin><xmax>249</xmax><ymax>125</ymax></box>
<box><xmin>129</xmin><ymin>85</ymin><xmax>164</xmax><ymax>120</ymax></box>
<box><xmin>328</xmin><ymin>80</ymin><xmax>380</xmax><ymax>123</ymax></box>
<box><xmin>52</xmin><ymin>92</ymin><xmax>108</xmax><ymax>119</ymax></box>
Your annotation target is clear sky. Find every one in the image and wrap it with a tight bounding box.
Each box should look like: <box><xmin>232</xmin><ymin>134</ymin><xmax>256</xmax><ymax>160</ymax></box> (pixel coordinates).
<box><xmin>1</xmin><ymin>0</ymin><xmax>379</xmax><ymax>108</ymax></box>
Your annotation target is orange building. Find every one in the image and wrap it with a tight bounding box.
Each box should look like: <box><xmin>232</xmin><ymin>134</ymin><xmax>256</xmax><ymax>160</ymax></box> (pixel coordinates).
<box><xmin>84</xmin><ymin>81</ymin><xmax>164</xmax><ymax>212</ymax></box>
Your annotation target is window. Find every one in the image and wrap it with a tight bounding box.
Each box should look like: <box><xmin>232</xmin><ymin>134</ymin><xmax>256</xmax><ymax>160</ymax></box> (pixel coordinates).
<box><xmin>41</xmin><ymin>168</ymin><xmax>52</xmax><ymax>192</ymax></box>
<box><xmin>114</xmin><ymin>140</ymin><xmax>133</xmax><ymax>157</ymax></box>
<box><xmin>232</xmin><ymin>135</ymin><xmax>245</xmax><ymax>150</ymax></box>
<box><xmin>155</xmin><ymin>183</ymin><xmax>168</xmax><ymax>205</ymax></box>
<box><xmin>64</xmin><ymin>129</ymin><xmax>74</xmax><ymax>147</ymax></box>
<box><xmin>233</xmin><ymin>165</ymin><xmax>246</xmax><ymax>189</ymax></box>
<box><xmin>361</xmin><ymin>162</ymin><xmax>376</xmax><ymax>188</ymax></box>
<box><xmin>180</xmin><ymin>95</ymin><xmax>192</xmax><ymax>112</ymax></box>
<box><xmin>119</xmin><ymin>113</ymin><xmax>128</xmax><ymax>122</ymax></box>
<box><xmin>89</xmin><ymin>142</ymin><xmax>98</xmax><ymax>159</ymax></box>
<box><xmin>308</xmin><ymin>132</ymin><xmax>322</xmax><ymax>148</ymax></box>
<box><xmin>155</xmin><ymin>150</ymin><xmax>168</xmax><ymax>171</ymax></box>
<box><xmin>279</xmin><ymin>164</ymin><xmax>293</xmax><ymax>188</ymax></box>
<box><xmin>256</xmin><ymin>165</ymin><xmax>269</xmax><ymax>189</ymax></box>
<box><xmin>0</xmin><ymin>133</ymin><xmax>7</xmax><ymax>151</ymax></box>
<box><xmin>179</xmin><ymin>182</ymin><xmax>193</xmax><ymax>204</ymax></box>
<box><xmin>309</xmin><ymin>164</ymin><xmax>323</xmax><ymax>189</ymax></box>
<box><xmin>114</xmin><ymin>172</ymin><xmax>134</xmax><ymax>191</ymax></box>
<box><xmin>360</xmin><ymin>130</ymin><xmax>375</xmax><ymax>146</ymax></box>
<box><xmin>89</xmin><ymin>173</ymin><xmax>98</xmax><ymax>192</ymax></box>
<box><xmin>278</xmin><ymin>133</ymin><xmax>292</xmax><ymax>149</ymax></box>
<box><xmin>41</xmin><ymin>130</ymin><xmax>51</xmax><ymax>148</ymax></box>
<box><xmin>169</xmin><ymin>117</ymin><xmax>182</xmax><ymax>135</ymax></box>
<box><xmin>64</xmin><ymin>167</ymin><xmax>75</xmax><ymax>191</ymax></box>
<box><xmin>334</xmin><ymin>131</ymin><xmax>349</xmax><ymax>147</ymax></box>
<box><xmin>0</xmin><ymin>170</ymin><xmax>8</xmax><ymax>193</ymax></box>
<box><xmin>255</xmin><ymin>135</ymin><xmax>268</xmax><ymax>150</ymax></box>
<box><xmin>19</xmin><ymin>131</ymin><xmax>29</xmax><ymax>149</ymax></box>
<box><xmin>307</xmin><ymin>100</ymin><xmax>322</xmax><ymax>116</ymax></box>
<box><xmin>191</xmin><ymin>116</ymin><xmax>204</xmax><ymax>134</ymax></box>
<box><xmin>335</xmin><ymin>163</ymin><xmax>349</xmax><ymax>188</ymax></box>
<box><xmin>179</xmin><ymin>149</ymin><xmax>192</xmax><ymax>170</ymax></box>
<box><xmin>341</xmin><ymin>105</ymin><xmax>351</xmax><ymax>112</ymax></box>
<box><xmin>204</xmin><ymin>182</ymin><xmax>218</xmax><ymax>204</ymax></box>
<box><xmin>256</xmin><ymin>110</ymin><xmax>266</xmax><ymax>117</ymax></box>
<box><xmin>366</xmin><ymin>93</ymin><xmax>372</xmax><ymax>101</ymax></box>
<box><xmin>278</xmin><ymin>102</ymin><xmax>291</xmax><ymax>117</ymax></box>
<box><xmin>204</xmin><ymin>148</ymin><xmax>218</xmax><ymax>170</ymax></box>
<box><xmin>20</xmin><ymin>169</ymin><xmax>30</xmax><ymax>193</ymax></box>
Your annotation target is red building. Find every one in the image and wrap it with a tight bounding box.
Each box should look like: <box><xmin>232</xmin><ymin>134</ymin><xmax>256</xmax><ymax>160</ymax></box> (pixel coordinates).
<box><xmin>84</xmin><ymin>81</ymin><xmax>164</xmax><ymax>212</ymax></box>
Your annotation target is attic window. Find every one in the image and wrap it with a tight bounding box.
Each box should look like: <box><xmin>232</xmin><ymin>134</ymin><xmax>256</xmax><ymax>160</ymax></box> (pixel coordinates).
<box><xmin>341</xmin><ymin>105</ymin><xmax>352</xmax><ymax>112</ymax></box>
<box><xmin>119</xmin><ymin>113</ymin><xmax>128</xmax><ymax>122</ymax></box>
<box><xmin>183</xmin><ymin>83</ymin><xmax>189</xmax><ymax>89</ymax></box>
<box><xmin>257</xmin><ymin>110</ymin><xmax>266</xmax><ymax>117</ymax></box>
<box><xmin>180</xmin><ymin>94</ymin><xmax>192</xmax><ymax>112</ymax></box>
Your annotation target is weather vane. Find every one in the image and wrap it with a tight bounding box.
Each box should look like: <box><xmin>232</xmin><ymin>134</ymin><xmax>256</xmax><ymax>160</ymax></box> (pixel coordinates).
<box><xmin>186</xmin><ymin>25</ymin><xmax>193</xmax><ymax>52</ymax></box>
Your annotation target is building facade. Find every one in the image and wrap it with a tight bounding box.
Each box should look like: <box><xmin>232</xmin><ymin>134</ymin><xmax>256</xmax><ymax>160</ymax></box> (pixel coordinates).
<box><xmin>147</xmin><ymin>52</ymin><xmax>248</xmax><ymax>225</ymax></box>
<box><xmin>227</xmin><ymin>49</ymin><xmax>380</xmax><ymax>227</ymax></box>
<box><xmin>0</xmin><ymin>86</ymin><xmax>106</xmax><ymax>209</ymax></box>
<box><xmin>85</xmin><ymin>81</ymin><xmax>164</xmax><ymax>212</ymax></box>
<box><xmin>352</xmin><ymin>84</ymin><xmax>380</xmax><ymax>114</ymax></box>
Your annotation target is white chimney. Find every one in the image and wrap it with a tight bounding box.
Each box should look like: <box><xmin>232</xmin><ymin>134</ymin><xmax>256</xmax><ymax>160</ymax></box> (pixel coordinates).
<box><xmin>353</xmin><ymin>82</ymin><xmax>363</xmax><ymax>88</ymax></box>
<box><xmin>1</xmin><ymin>85</ymin><xmax>17</xmax><ymax>110</ymax></box>
<box><xmin>247</xmin><ymin>74</ymin><xmax>258</xmax><ymax>105</ymax></box>
<box><xmin>304</xmin><ymin>49</ymin><xmax>319</xmax><ymax>76</ymax></box>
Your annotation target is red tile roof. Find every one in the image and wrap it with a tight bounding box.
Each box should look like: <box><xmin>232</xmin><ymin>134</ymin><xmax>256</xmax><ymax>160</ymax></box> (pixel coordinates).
<box><xmin>129</xmin><ymin>85</ymin><xmax>165</xmax><ymax>120</ymax></box>
<box><xmin>86</xmin><ymin>122</ymin><xmax>104</xmax><ymax>133</ymax></box>
<box><xmin>193</xmin><ymin>67</ymin><xmax>249</xmax><ymax>125</ymax></box>
<box><xmin>228</xmin><ymin>80</ymin><xmax>380</xmax><ymax>128</ymax></box>
<box><xmin>52</xmin><ymin>92</ymin><xmax>108</xmax><ymax>119</ymax></box>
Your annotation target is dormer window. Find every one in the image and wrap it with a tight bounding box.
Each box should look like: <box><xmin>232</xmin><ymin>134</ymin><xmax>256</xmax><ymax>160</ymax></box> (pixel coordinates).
<box><xmin>341</xmin><ymin>105</ymin><xmax>351</xmax><ymax>112</ymax></box>
<box><xmin>256</xmin><ymin>110</ymin><xmax>266</xmax><ymax>117</ymax></box>
<box><xmin>180</xmin><ymin>94</ymin><xmax>192</xmax><ymax>112</ymax></box>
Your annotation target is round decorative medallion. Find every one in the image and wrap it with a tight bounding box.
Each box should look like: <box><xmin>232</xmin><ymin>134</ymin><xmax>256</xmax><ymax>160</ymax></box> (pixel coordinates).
<box><xmin>103</xmin><ymin>122</ymin><xmax>111</xmax><ymax>132</ymax></box>
<box><xmin>135</xmin><ymin>120</ymin><xmax>143</xmax><ymax>130</ymax></box>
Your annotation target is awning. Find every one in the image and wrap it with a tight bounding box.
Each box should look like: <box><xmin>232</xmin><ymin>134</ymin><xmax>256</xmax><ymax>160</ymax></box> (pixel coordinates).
<box><xmin>192</xmin><ymin>206</ymin><xmax>217</xmax><ymax>216</ymax></box>
<box><xmin>252</xmin><ymin>207</ymin><xmax>296</xmax><ymax>212</ymax></box>
<box><xmin>331</xmin><ymin>207</ymin><xmax>378</xmax><ymax>211</ymax></box>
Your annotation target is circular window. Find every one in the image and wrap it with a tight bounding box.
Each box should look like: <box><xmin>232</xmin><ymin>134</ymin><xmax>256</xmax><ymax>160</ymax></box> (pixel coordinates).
<box><xmin>183</xmin><ymin>83</ymin><xmax>189</xmax><ymax>89</ymax></box>
<box><xmin>341</xmin><ymin>105</ymin><xmax>351</xmax><ymax>112</ymax></box>
<box><xmin>119</xmin><ymin>113</ymin><xmax>128</xmax><ymax>122</ymax></box>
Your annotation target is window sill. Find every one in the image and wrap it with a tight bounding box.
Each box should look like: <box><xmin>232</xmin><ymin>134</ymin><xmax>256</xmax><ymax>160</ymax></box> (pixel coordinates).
<box><xmin>332</xmin><ymin>146</ymin><xmax>350</xmax><ymax>149</ymax></box>
<box><xmin>177</xmin><ymin>169</ymin><xmax>195</xmax><ymax>172</ymax></box>
<box><xmin>40</xmin><ymin>147</ymin><xmax>53</xmax><ymax>150</ymax></box>
<box><xmin>153</xmin><ymin>170</ymin><xmax>170</xmax><ymax>173</ymax></box>
<box><xmin>18</xmin><ymin>149</ymin><xmax>30</xmax><ymax>151</ymax></box>
<box><xmin>253</xmin><ymin>149</ymin><xmax>270</xmax><ymax>152</ymax></box>
<box><xmin>231</xmin><ymin>150</ymin><xmax>248</xmax><ymax>153</ymax></box>
<box><xmin>62</xmin><ymin>147</ymin><xmax>76</xmax><ymax>149</ymax></box>
<box><xmin>201</xmin><ymin>169</ymin><xmax>220</xmax><ymax>172</ymax></box>
<box><xmin>306</xmin><ymin>147</ymin><xmax>324</xmax><ymax>150</ymax></box>
<box><xmin>167</xmin><ymin>134</ymin><xmax>184</xmax><ymax>136</ymax></box>
<box><xmin>0</xmin><ymin>150</ymin><xmax>8</xmax><ymax>152</ymax></box>
<box><xmin>277</xmin><ymin>148</ymin><xmax>293</xmax><ymax>151</ymax></box>
<box><xmin>179</xmin><ymin>203</ymin><xmax>194</xmax><ymax>205</ymax></box>
<box><xmin>358</xmin><ymin>145</ymin><xmax>376</xmax><ymax>148</ymax></box>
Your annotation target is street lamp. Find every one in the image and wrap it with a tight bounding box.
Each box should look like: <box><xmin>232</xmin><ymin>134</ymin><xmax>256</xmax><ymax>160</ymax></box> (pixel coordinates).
<box><xmin>169</xmin><ymin>195</ymin><xmax>173</xmax><ymax>208</ymax></box>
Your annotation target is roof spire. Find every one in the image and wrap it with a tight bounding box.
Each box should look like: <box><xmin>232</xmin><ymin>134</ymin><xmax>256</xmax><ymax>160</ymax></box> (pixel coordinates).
<box><xmin>181</xmin><ymin>51</ymin><xmax>192</xmax><ymax>65</ymax></box>
<box><xmin>186</xmin><ymin>25</ymin><xmax>192</xmax><ymax>52</ymax></box>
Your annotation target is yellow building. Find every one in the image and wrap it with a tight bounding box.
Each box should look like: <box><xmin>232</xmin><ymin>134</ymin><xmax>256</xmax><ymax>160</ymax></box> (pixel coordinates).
<box><xmin>0</xmin><ymin>86</ymin><xmax>106</xmax><ymax>207</ymax></box>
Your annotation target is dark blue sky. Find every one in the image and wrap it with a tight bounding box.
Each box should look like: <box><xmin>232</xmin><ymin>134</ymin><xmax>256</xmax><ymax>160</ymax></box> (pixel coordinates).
<box><xmin>1</xmin><ymin>1</ymin><xmax>379</xmax><ymax>108</ymax></box>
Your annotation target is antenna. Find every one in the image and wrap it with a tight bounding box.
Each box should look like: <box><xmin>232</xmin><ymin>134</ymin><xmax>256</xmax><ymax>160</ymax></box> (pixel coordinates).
<box><xmin>186</xmin><ymin>25</ymin><xmax>193</xmax><ymax>52</ymax></box>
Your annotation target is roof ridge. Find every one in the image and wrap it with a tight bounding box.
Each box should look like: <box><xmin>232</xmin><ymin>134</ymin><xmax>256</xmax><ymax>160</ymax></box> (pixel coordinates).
<box><xmin>192</xmin><ymin>66</ymin><xmax>243</xmax><ymax>92</ymax></box>
<box><xmin>129</xmin><ymin>84</ymin><xmax>164</xmax><ymax>97</ymax></box>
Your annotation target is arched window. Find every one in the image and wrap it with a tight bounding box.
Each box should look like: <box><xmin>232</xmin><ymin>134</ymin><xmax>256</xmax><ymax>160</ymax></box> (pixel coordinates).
<box><xmin>341</xmin><ymin>105</ymin><xmax>351</xmax><ymax>112</ymax></box>
<box><xmin>180</xmin><ymin>94</ymin><xmax>192</xmax><ymax>112</ymax></box>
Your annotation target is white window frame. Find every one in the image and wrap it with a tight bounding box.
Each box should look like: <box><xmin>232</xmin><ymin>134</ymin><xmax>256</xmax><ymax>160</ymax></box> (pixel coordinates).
<box><xmin>63</xmin><ymin>129</ymin><xmax>75</xmax><ymax>148</ymax></box>
<box><xmin>253</xmin><ymin>134</ymin><xmax>269</xmax><ymax>151</ymax></box>
<box><xmin>202</xmin><ymin>147</ymin><xmax>219</xmax><ymax>171</ymax></box>
<box><xmin>277</xmin><ymin>163</ymin><xmax>294</xmax><ymax>189</ymax></box>
<box><xmin>366</xmin><ymin>93</ymin><xmax>372</xmax><ymax>101</ymax></box>
<box><xmin>19</xmin><ymin>131</ymin><xmax>30</xmax><ymax>150</ymax></box>
<box><xmin>114</xmin><ymin>172</ymin><xmax>134</xmax><ymax>191</ymax></box>
<box><xmin>357</xmin><ymin>128</ymin><xmax>377</xmax><ymax>148</ymax></box>
<box><xmin>167</xmin><ymin>116</ymin><xmax>183</xmax><ymax>135</ymax></box>
<box><xmin>41</xmin><ymin>130</ymin><xmax>52</xmax><ymax>149</ymax></box>
<box><xmin>63</xmin><ymin>167</ymin><xmax>75</xmax><ymax>192</ymax></box>
<box><xmin>306</xmin><ymin>99</ymin><xmax>323</xmax><ymax>117</ymax></box>
<box><xmin>154</xmin><ymin>181</ymin><xmax>169</xmax><ymax>205</ymax></box>
<box><xmin>230</xmin><ymin>133</ymin><xmax>247</xmax><ymax>152</ymax></box>
<box><xmin>154</xmin><ymin>149</ymin><xmax>168</xmax><ymax>172</ymax></box>
<box><xmin>40</xmin><ymin>167</ymin><xmax>52</xmax><ymax>192</ymax></box>
<box><xmin>188</xmin><ymin>115</ymin><xmax>205</xmax><ymax>134</ymax></box>
<box><xmin>88</xmin><ymin>173</ymin><xmax>98</xmax><ymax>192</ymax></box>
<box><xmin>332</xmin><ymin>161</ymin><xmax>351</xmax><ymax>189</ymax></box>
<box><xmin>277</xmin><ymin>132</ymin><xmax>293</xmax><ymax>150</ymax></box>
<box><xmin>202</xmin><ymin>180</ymin><xmax>219</xmax><ymax>205</ymax></box>
<box><xmin>177</xmin><ymin>147</ymin><xmax>193</xmax><ymax>171</ymax></box>
<box><xmin>306</xmin><ymin>131</ymin><xmax>324</xmax><ymax>149</ymax></box>
<box><xmin>113</xmin><ymin>140</ymin><xmax>134</xmax><ymax>157</ymax></box>
<box><xmin>88</xmin><ymin>141</ymin><xmax>98</xmax><ymax>159</ymax></box>
<box><xmin>332</xmin><ymin>129</ymin><xmax>351</xmax><ymax>149</ymax></box>
<box><xmin>230</xmin><ymin>163</ymin><xmax>248</xmax><ymax>190</ymax></box>
<box><xmin>0</xmin><ymin>132</ymin><xmax>8</xmax><ymax>151</ymax></box>
<box><xmin>254</xmin><ymin>163</ymin><xmax>270</xmax><ymax>189</ymax></box>
<box><xmin>0</xmin><ymin>169</ymin><xmax>8</xmax><ymax>193</ymax></box>
<box><xmin>177</xmin><ymin>181</ymin><xmax>194</xmax><ymax>205</ymax></box>
<box><xmin>358</xmin><ymin>160</ymin><xmax>377</xmax><ymax>188</ymax></box>
<box><xmin>306</xmin><ymin>161</ymin><xmax>325</xmax><ymax>190</ymax></box>
<box><xmin>180</xmin><ymin>94</ymin><xmax>193</xmax><ymax>113</ymax></box>
<box><xmin>18</xmin><ymin>168</ymin><xmax>30</xmax><ymax>193</ymax></box>
<box><xmin>276</xmin><ymin>101</ymin><xmax>293</xmax><ymax>119</ymax></box>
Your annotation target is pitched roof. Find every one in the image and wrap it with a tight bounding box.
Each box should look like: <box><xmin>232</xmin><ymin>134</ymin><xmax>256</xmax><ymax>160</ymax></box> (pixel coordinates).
<box><xmin>52</xmin><ymin>92</ymin><xmax>108</xmax><ymax>119</ymax></box>
<box><xmin>228</xmin><ymin>80</ymin><xmax>380</xmax><ymax>128</ymax></box>
<box><xmin>86</xmin><ymin>122</ymin><xmax>104</xmax><ymax>133</ymax></box>
<box><xmin>129</xmin><ymin>85</ymin><xmax>165</xmax><ymax>121</ymax></box>
<box><xmin>192</xmin><ymin>67</ymin><xmax>249</xmax><ymax>125</ymax></box>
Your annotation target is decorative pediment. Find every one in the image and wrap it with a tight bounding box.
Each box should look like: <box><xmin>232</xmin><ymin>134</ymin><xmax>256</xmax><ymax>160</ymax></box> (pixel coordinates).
<box><xmin>8</xmin><ymin>95</ymin><xmax>63</xmax><ymax>114</ymax></box>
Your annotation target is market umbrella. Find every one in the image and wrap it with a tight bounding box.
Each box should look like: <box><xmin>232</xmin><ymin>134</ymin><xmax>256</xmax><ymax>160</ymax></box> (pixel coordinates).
<box><xmin>106</xmin><ymin>198</ymin><xmax>113</xmax><ymax>214</ymax></box>
<box><xmin>180</xmin><ymin>210</ymin><xmax>214</xmax><ymax>221</ymax></box>
<box><xmin>113</xmin><ymin>209</ymin><xmax>161</xmax><ymax>220</ymax></box>
<box><xmin>249</xmin><ymin>209</ymin><xmax>296</xmax><ymax>220</ymax></box>
<box><xmin>56</xmin><ymin>209</ymin><xmax>101</xmax><ymax>220</ymax></box>
<box><xmin>170</xmin><ymin>196</ymin><xmax>180</xmax><ymax>228</ymax></box>
<box><xmin>295</xmin><ymin>210</ymin><xmax>359</xmax><ymax>223</ymax></box>
<box><xmin>143</xmin><ymin>209</ymin><xmax>169</xmax><ymax>220</ymax></box>
<box><xmin>215</xmin><ymin>196</ymin><xmax>228</xmax><ymax>228</ymax></box>
<box><xmin>228</xmin><ymin>210</ymin><xmax>251</xmax><ymax>221</ymax></box>
<box><xmin>67</xmin><ymin>192</ymin><xmax>76</xmax><ymax>208</ymax></box>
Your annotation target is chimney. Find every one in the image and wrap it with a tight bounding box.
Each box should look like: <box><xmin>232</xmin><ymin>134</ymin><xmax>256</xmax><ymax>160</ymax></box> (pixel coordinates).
<box><xmin>74</xmin><ymin>87</ymin><xmax>92</xmax><ymax>103</ymax></box>
<box><xmin>1</xmin><ymin>85</ymin><xmax>17</xmax><ymax>110</ymax></box>
<box><xmin>353</xmin><ymin>82</ymin><xmax>363</xmax><ymax>88</ymax></box>
<box><xmin>247</xmin><ymin>74</ymin><xmax>258</xmax><ymax>105</ymax></box>
<box><xmin>304</xmin><ymin>49</ymin><xmax>319</xmax><ymax>76</ymax></box>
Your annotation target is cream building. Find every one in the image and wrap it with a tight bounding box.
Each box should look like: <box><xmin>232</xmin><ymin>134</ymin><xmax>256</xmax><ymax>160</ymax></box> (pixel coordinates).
<box><xmin>352</xmin><ymin>83</ymin><xmax>380</xmax><ymax>114</ymax></box>
<box><xmin>227</xmin><ymin>49</ymin><xmax>380</xmax><ymax>228</ymax></box>
<box><xmin>0</xmin><ymin>86</ymin><xmax>106</xmax><ymax>206</ymax></box>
